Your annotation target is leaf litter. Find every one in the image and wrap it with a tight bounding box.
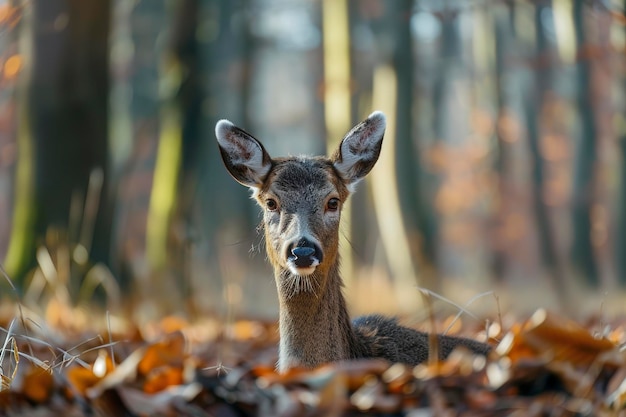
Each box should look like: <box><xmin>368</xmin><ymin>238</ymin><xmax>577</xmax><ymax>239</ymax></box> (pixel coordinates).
<box><xmin>1</xmin><ymin>302</ymin><xmax>626</xmax><ymax>417</ymax></box>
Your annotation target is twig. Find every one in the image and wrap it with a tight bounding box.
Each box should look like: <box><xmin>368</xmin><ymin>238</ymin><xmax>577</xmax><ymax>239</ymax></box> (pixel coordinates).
<box><xmin>419</xmin><ymin>289</ymin><xmax>439</xmax><ymax>367</ymax></box>
<box><xmin>441</xmin><ymin>290</ymin><xmax>494</xmax><ymax>335</ymax></box>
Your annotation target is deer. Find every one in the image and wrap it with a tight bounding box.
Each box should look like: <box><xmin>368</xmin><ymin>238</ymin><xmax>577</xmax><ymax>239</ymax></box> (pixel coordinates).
<box><xmin>215</xmin><ymin>111</ymin><xmax>491</xmax><ymax>372</ymax></box>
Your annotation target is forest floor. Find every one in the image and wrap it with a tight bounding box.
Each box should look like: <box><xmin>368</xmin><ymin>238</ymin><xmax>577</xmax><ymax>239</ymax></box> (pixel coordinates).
<box><xmin>2</xmin><ymin>297</ymin><xmax>626</xmax><ymax>417</ymax></box>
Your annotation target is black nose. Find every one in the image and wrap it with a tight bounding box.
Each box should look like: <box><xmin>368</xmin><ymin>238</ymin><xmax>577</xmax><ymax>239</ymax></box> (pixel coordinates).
<box><xmin>292</xmin><ymin>247</ymin><xmax>315</xmax><ymax>258</ymax></box>
<box><xmin>287</xmin><ymin>238</ymin><xmax>323</xmax><ymax>267</ymax></box>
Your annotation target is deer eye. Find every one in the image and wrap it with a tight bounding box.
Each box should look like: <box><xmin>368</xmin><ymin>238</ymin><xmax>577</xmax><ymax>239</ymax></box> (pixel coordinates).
<box><xmin>327</xmin><ymin>198</ymin><xmax>340</xmax><ymax>212</ymax></box>
<box><xmin>266</xmin><ymin>199</ymin><xmax>278</xmax><ymax>211</ymax></box>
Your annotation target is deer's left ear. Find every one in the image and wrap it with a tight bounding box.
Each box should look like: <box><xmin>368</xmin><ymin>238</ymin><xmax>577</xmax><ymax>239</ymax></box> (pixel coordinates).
<box><xmin>331</xmin><ymin>111</ymin><xmax>385</xmax><ymax>189</ymax></box>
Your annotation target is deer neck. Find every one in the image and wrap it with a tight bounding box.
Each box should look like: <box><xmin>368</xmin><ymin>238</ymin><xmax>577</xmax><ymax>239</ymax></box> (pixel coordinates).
<box><xmin>273</xmin><ymin>261</ymin><xmax>361</xmax><ymax>372</ymax></box>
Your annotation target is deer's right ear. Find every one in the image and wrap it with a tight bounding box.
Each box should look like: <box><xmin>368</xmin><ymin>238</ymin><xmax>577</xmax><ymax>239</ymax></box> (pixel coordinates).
<box><xmin>216</xmin><ymin>120</ymin><xmax>272</xmax><ymax>188</ymax></box>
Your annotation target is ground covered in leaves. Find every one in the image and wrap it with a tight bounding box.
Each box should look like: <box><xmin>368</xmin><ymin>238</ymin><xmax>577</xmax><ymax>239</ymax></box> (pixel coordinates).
<box><xmin>2</xmin><ymin>303</ymin><xmax>626</xmax><ymax>416</ymax></box>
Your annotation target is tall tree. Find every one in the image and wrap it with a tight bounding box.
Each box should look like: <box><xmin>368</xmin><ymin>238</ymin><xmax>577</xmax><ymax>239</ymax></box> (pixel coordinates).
<box><xmin>108</xmin><ymin>0</ymin><xmax>169</xmax><ymax>291</ymax></box>
<box><xmin>391</xmin><ymin>1</ymin><xmax>439</xmax><ymax>290</ymax></box>
<box><xmin>422</xmin><ymin>12</ymin><xmax>465</xmax><ymax>285</ymax></box>
<box><xmin>525</xmin><ymin>2</ymin><xmax>568</xmax><ymax>307</ymax></box>
<box><xmin>571</xmin><ymin>0</ymin><xmax>598</xmax><ymax>286</ymax></box>
<box><xmin>619</xmin><ymin>136</ymin><xmax>626</xmax><ymax>284</ymax></box>
<box><xmin>617</xmin><ymin>0</ymin><xmax>626</xmax><ymax>285</ymax></box>
<box><xmin>432</xmin><ymin>14</ymin><xmax>461</xmax><ymax>144</ymax></box>
<box><xmin>7</xmin><ymin>0</ymin><xmax>112</xmax><ymax>282</ymax></box>
<box><xmin>490</xmin><ymin>3</ymin><xmax>516</xmax><ymax>281</ymax></box>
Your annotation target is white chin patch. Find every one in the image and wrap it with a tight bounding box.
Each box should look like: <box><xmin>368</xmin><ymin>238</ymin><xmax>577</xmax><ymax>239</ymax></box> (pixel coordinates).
<box><xmin>288</xmin><ymin>261</ymin><xmax>319</xmax><ymax>277</ymax></box>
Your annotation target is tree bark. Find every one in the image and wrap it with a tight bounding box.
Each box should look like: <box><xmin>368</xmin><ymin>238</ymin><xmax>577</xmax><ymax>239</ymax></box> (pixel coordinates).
<box><xmin>571</xmin><ymin>0</ymin><xmax>598</xmax><ymax>286</ymax></box>
<box><xmin>391</xmin><ymin>0</ymin><xmax>439</xmax><ymax>290</ymax></box>
<box><xmin>525</xmin><ymin>2</ymin><xmax>568</xmax><ymax>308</ymax></box>
<box><xmin>10</xmin><ymin>0</ymin><xmax>112</xmax><ymax>281</ymax></box>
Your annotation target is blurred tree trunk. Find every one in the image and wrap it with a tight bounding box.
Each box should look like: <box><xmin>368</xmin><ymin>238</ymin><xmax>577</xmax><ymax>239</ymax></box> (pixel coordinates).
<box><xmin>111</xmin><ymin>0</ymin><xmax>167</xmax><ymax>291</ymax></box>
<box><xmin>619</xmin><ymin>135</ymin><xmax>626</xmax><ymax>284</ymax></box>
<box><xmin>171</xmin><ymin>0</ymin><xmax>202</xmax><ymax>214</ymax></box>
<box><xmin>526</xmin><ymin>2</ymin><xmax>567</xmax><ymax>308</ymax></box>
<box><xmin>490</xmin><ymin>4</ymin><xmax>516</xmax><ymax>282</ymax></box>
<box><xmin>187</xmin><ymin>0</ymin><xmax>259</xmax><ymax>314</ymax></box>
<box><xmin>0</xmin><ymin>2</ymin><xmax>21</xmax><ymax>264</ymax></box>
<box><xmin>618</xmin><ymin>0</ymin><xmax>626</xmax><ymax>285</ymax></box>
<box><xmin>360</xmin><ymin>1</ymin><xmax>424</xmax><ymax>310</ymax></box>
<box><xmin>3</xmin><ymin>3</ymin><xmax>33</xmax><ymax>280</ymax></box>
<box><xmin>571</xmin><ymin>0</ymin><xmax>598</xmax><ymax>286</ymax></box>
<box><xmin>203</xmin><ymin>0</ymin><xmax>256</xmax><ymax>238</ymax></box>
<box><xmin>164</xmin><ymin>0</ymin><xmax>213</xmax><ymax>314</ymax></box>
<box><xmin>347</xmin><ymin>2</ymin><xmax>381</xmax><ymax>294</ymax></box>
<box><xmin>390</xmin><ymin>1</ymin><xmax>438</xmax><ymax>291</ymax></box>
<box><xmin>322</xmin><ymin>0</ymin><xmax>355</xmax><ymax>287</ymax></box>
<box><xmin>8</xmin><ymin>0</ymin><xmax>112</xmax><ymax>281</ymax></box>
<box><xmin>145</xmin><ymin>0</ymin><xmax>204</xmax><ymax>311</ymax></box>
<box><xmin>423</xmin><ymin>13</ymin><xmax>465</xmax><ymax>281</ymax></box>
<box><xmin>433</xmin><ymin>15</ymin><xmax>460</xmax><ymax>144</ymax></box>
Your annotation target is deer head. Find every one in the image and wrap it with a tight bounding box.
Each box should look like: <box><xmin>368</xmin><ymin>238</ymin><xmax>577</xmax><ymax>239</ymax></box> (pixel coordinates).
<box><xmin>216</xmin><ymin>112</ymin><xmax>385</xmax><ymax>300</ymax></box>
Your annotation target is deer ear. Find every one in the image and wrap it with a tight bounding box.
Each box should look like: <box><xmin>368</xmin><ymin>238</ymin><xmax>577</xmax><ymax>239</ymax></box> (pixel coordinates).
<box><xmin>216</xmin><ymin>120</ymin><xmax>272</xmax><ymax>188</ymax></box>
<box><xmin>332</xmin><ymin>111</ymin><xmax>385</xmax><ymax>189</ymax></box>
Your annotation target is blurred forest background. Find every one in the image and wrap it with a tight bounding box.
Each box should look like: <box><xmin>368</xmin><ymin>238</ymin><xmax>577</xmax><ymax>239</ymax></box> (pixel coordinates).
<box><xmin>0</xmin><ymin>0</ymin><xmax>625</xmax><ymax>322</ymax></box>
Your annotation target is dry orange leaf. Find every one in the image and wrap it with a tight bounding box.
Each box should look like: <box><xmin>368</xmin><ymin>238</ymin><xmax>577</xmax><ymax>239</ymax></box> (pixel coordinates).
<box><xmin>143</xmin><ymin>366</ymin><xmax>184</xmax><ymax>394</ymax></box>
<box><xmin>252</xmin><ymin>364</ymin><xmax>277</xmax><ymax>379</ymax></box>
<box><xmin>67</xmin><ymin>366</ymin><xmax>101</xmax><ymax>396</ymax></box>
<box><xmin>495</xmin><ymin>310</ymin><xmax>617</xmax><ymax>367</ymax></box>
<box><xmin>138</xmin><ymin>331</ymin><xmax>186</xmax><ymax>376</ymax></box>
<box><xmin>495</xmin><ymin>328</ymin><xmax>538</xmax><ymax>364</ymax></box>
<box><xmin>67</xmin><ymin>350</ymin><xmax>115</xmax><ymax>396</ymax></box>
<box><xmin>22</xmin><ymin>366</ymin><xmax>53</xmax><ymax>403</ymax></box>
<box><xmin>521</xmin><ymin>309</ymin><xmax>616</xmax><ymax>364</ymax></box>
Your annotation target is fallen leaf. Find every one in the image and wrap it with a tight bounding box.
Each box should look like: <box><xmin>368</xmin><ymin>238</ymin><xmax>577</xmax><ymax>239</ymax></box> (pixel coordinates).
<box><xmin>143</xmin><ymin>365</ymin><xmax>183</xmax><ymax>394</ymax></box>
<box><xmin>22</xmin><ymin>365</ymin><xmax>53</xmax><ymax>402</ymax></box>
<box><xmin>87</xmin><ymin>347</ymin><xmax>146</xmax><ymax>399</ymax></box>
<box><xmin>138</xmin><ymin>331</ymin><xmax>186</xmax><ymax>375</ymax></box>
<box><xmin>522</xmin><ymin>309</ymin><xmax>616</xmax><ymax>364</ymax></box>
<box><xmin>67</xmin><ymin>350</ymin><xmax>115</xmax><ymax>396</ymax></box>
